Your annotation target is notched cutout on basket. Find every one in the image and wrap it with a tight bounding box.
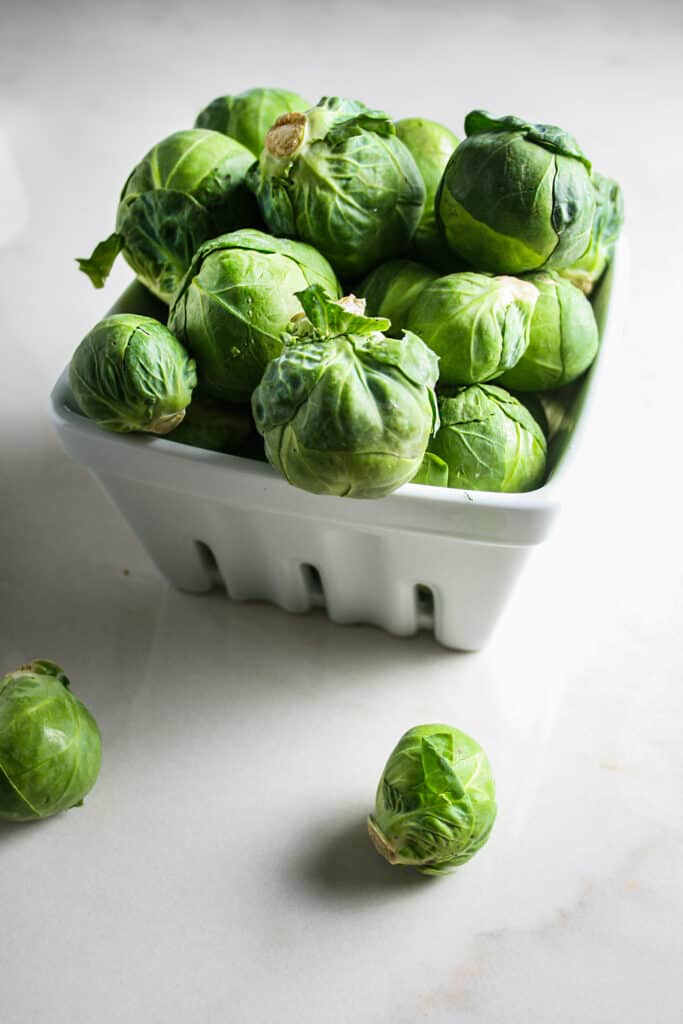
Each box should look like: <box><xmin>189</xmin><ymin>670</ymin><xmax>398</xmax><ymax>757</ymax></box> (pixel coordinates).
<box><xmin>301</xmin><ymin>563</ymin><xmax>326</xmax><ymax>607</ymax></box>
<box><xmin>194</xmin><ymin>541</ymin><xmax>224</xmax><ymax>590</ymax></box>
<box><xmin>415</xmin><ymin>583</ymin><xmax>436</xmax><ymax>628</ymax></box>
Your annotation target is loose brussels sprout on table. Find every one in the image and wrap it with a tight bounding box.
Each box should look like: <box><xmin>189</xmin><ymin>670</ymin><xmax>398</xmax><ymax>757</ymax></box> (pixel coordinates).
<box><xmin>248</xmin><ymin>96</ymin><xmax>425</xmax><ymax>277</ymax></box>
<box><xmin>559</xmin><ymin>172</ymin><xmax>624</xmax><ymax>295</ymax></box>
<box><xmin>429</xmin><ymin>384</ymin><xmax>548</xmax><ymax>492</ymax></box>
<box><xmin>368</xmin><ymin>724</ymin><xmax>497</xmax><ymax>875</ymax></box>
<box><xmin>78</xmin><ymin>129</ymin><xmax>258</xmax><ymax>304</ymax></box>
<box><xmin>195</xmin><ymin>87</ymin><xmax>309</xmax><ymax>156</ymax></box>
<box><xmin>168</xmin><ymin>229</ymin><xmax>340</xmax><ymax>404</ymax></box>
<box><xmin>437</xmin><ymin>110</ymin><xmax>596</xmax><ymax>275</ymax></box>
<box><xmin>251</xmin><ymin>286</ymin><xmax>439</xmax><ymax>498</ymax></box>
<box><xmin>70</xmin><ymin>313</ymin><xmax>197</xmax><ymax>434</ymax></box>
<box><xmin>357</xmin><ymin>259</ymin><xmax>438</xmax><ymax>336</ymax></box>
<box><xmin>498</xmin><ymin>271</ymin><xmax>599</xmax><ymax>391</ymax></box>
<box><xmin>394</xmin><ymin>117</ymin><xmax>460</xmax><ymax>271</ymax></box>
<box><xmin>0</xmin><ymin>661</ymin><xmax>101</xmax><ymax>822</ymax></box>
<box><xmin>406</xmin><ymin>271</ymin><xmax>539</xmax><ymax>386</ymax></box>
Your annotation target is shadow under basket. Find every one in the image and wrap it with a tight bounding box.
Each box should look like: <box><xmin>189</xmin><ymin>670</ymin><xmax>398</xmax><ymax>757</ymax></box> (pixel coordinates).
<box><xmin>51</xmin><ymin>244</ymin><xmax>627</xmax><ymax>650</ymax></box>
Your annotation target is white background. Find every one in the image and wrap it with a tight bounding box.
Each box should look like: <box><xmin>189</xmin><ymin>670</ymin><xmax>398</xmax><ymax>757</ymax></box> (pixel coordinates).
<box><xmin>1</xmin><ymin>1</ymin><xmax>682</xmax><ymax>1021</ymax></box>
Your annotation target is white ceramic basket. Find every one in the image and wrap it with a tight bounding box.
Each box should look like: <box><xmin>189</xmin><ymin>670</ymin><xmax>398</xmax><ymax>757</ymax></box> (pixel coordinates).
<box><xmin>51</xmin><ymin>245</ymin><xmax>627</xmax><ymax>650</ymax></box>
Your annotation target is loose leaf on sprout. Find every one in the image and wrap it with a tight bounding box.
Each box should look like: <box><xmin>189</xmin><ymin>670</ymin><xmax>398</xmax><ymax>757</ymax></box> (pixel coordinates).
<box><xmin>246</xmin><ymin>165</ymin><xmax>296</xmax><ymax>236</ymax></box>
<box><xmin>421</xmin><ymin>736</ymin><xmax>466</xmax><ymax>798</ymax></box>
<box><xmin>326</xmin><ymin>109</ymin><xmax>395</xmax><ymax>148</ymax></box>
<box><xmin>464</xmin><ymin>110</ymin><xmax>590</xmax><ymax>170</ymax></box>
<box><xmin>117</xmin><ymin>190</ymin><xmax>211</xmax><ymax>303</ymax></box>
<box><xmin>294</xmin><ymin>285</ymin><xmax>390</xmax><ymax>339</ymax></box>
<box><xmin>252</xmin><ymin>340</ymin><xmax>337</xmax><ymax>433</ymax></box>
<box><xmin>76</xmin><ymin>232</ymin><xmax>123</xmax><ymax>288</ymax></box>
<box><xmin>354</xmin><ymin>330</ymin><xmax>439</xmax><ymax>389</ymax></box>
<box><xmin>411</xmin><ymin>452</ymin><xmax>449</xmax><ymax>487</ymax></box>
<box><xmin>26</xmin><ymin>660</ymin><xmax>71</xmax><ymax>688</ymax></box>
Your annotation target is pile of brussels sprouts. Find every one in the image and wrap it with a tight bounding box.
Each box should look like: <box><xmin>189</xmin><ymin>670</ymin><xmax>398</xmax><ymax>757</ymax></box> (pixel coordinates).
<box><xmin>73</xmin><ymin>88</ymin><xmax>623</xmax><ymax>499</ymax></box>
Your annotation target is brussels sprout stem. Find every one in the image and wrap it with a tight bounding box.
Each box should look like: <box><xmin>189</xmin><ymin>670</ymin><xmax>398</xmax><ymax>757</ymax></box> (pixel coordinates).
<box><xmin>367</xmin><ymin>816</ymin><xmax>400</xmax><ymax>864</ymax></box>
<box><xmin>150</xmin><ymin>410</ymin><xmax>186</xmax><ymax>434</ymax></box>
<box><xmin>336</xmin><ymin>294</ymin><xmax>366</xmax><ymax>316</ymax></box>
<box><xmin>265</xmin><ymin>112</ymin><xmax>307</xmax><ymax>159</ymax></box>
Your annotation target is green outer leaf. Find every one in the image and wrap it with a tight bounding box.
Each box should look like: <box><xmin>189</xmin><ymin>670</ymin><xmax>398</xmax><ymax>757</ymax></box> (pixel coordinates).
<box><xmin>168</xmin><ymin>230</ymin><xmax>340</xmax><ymax>404</ymax></box>
<box><xmin>545</xmin><ymin>153</ymin><xmax>596</xmax><ymax>268</ymax></box>
<box><xmin>293</xmin><ymin>284</ymin><xmax>390</xmax><ymax>339</ymax></box>
<box><xmin>246</xmin><ymin>163</ymin><xmax>296</xmax><ymax>236</ymax></box>
<box><xmin>430</xmin><ymin>384</ymin><xmax>547</xmax><ymax>493</ymax></box>
<box><xmin>421</xmin><ymin>736</ymin><xmax>465</xmax><ymax>797</ymax></box>
<box><xmin>251</xmin><ymin>338</ymin><xmax>338</xmax><ymax>433</ymax></box>
<box><xmin>174</xmin><ymin>228</ymin><xmax>342</xmax><ymax>291</ymax></box>
<box><xmin>120</xmin><ymin>129</ymin><xmax>254</xmax><ymax>206</ymax></box>
<box><xmin>24</xmin><ymin>660</ymin><xmax>71</xmax><ymax>686</ymax></box>
<box><xmin>70</xmin><ymin>313</ymin><xmax>196</xmax><ymax>433</ymax></box>
<box><xmin>325</xmin><ymin>109</ymin><xmax>395</xmax><ymax>148</ymax></box>
<box><xmin>76</xmin><ymin>233</ymin><xmax>123</xmax><ymax>288</ymax></box>
<box><xmin>353</xmin><ymin>330</ymin><xmax>439</xmax><ymax>390</ymax></box>
<box><xmin>497</xmin><ymin>271</ymin><xmax>598</xmax><ymax>391</ymax></box>
<box><xmin>265</xmin><ymin>431</ymin><xmax>429</xmax><ymax>499</ymax></box>
<box><xmin>194</xmin><ymin>87</ymin><xmax>309</xmax><ymax>156</ymax></box>
<box><xmin>559</xmin><ymin>172</ymin><xmax>624</xmax><ymax>293</ymax></box>
<box><xmin>406</xmin><ymin>272</ymin><xmax>538</xmax><ymax>386</ymax></box>
<box><xmin>464</xmin><ymin>109</ymin><xmax>591</xmax><ymax>170</ymax></box>
<box><xmin>358</xmin><ymin>259</ymin><xmax>438</xmax><ymax>336</ymax></box>
<box><xmin>116</xmin><ymin>190</ymin><xmax>212</xmax><ymax>304</ymax></box>
<box><xmin>368</xmin><ymin>723</ymin><xmax>497</xmax><ymax>873</ymax></box>
<box><xmin>410</xmin><ymin>452</ymin><xmax>448</xmax><ymax>487</ymax></box>
<box><xmin>0</xmin><ymin>666</ymin><xmax>101</xmax><ymax>822</ymax></box>
<box><xmin>305</xmin><ymin>96</ymin><xmax>374</xmax><ymax>140</ymax></box>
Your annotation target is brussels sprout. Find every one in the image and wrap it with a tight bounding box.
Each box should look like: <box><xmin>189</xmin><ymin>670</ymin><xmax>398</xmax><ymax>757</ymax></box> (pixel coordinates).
<box><xmin>77</xmin><ymin>129</ymin><xmax>258</xmax><ymax>303</ymax></box>
<box><xmin>395</xmin><ymin>117</ymin><xmax>460</xmax><ymax>270</ymax></box>
<box><xmin>406</xmin><ymin>272</ymin><xmax>538</xmax><ymax>386</ymax></box>
<box><xmin>430</xmin><ymin>384</ymin><xmax>547</xmax><ymax>492</ymax></box>
<box><xmin>497</xmin><ymin>271</ymin><xmax>598</xmax><ymax>391</ymax></box>
<box><xmin>252</xmin><ymin>287</ymin><xmax>439</xmax><ymax>499</ymax></box>
<box><xmin>168</xmin><ymin>229</ymin><xmax>340</xmax><ymax>404</ymax></box>
<box><xmin>247</xmin><ymin>96</ymin><xmax>425</xmax><ymax>277</ymax></box>
<box><xmin>514</xmin><ymin>392</ymin><xmax>550</xmax><ymax>438</ymax></box>
<box><xmin>357</xmin><ymin>260</ymin><xmax>438</xmax><ymax>336</ymax></box>
<box><xmin>0</xmin><ymin>661</ymin><xmax>101</xmax><ymax>822</ymax></box>
<box><xmin>559</xmin><ymin>172</ymin><xmax>624</xmax><ymax>294</ymax></box>
<box><xmin>167</xmin><ymin>395</ymin><xmax>251</xmax><ymax>453</ymax></box>
<box><xmin>70</xmin><ymin>314</ymin><xmax>196</xmax><ymax>433</ymax></box>
<box><xmin>195</xmin><ymin>87</ymin><xmax>309</xmax><ymax>156</ymax></box>
<box><xmin>437</xmin><ymin>110</ymin><xmax>595</xmax><ymax>274</ymax></box>
<box><xmin>410</xmin><ymin>452</ymin><xmax>448</xmax><ymax>487</ymax></box>
<box><xmin>368</xmin><ymin>724</ymin><xmax>497</xmax><ymax>875</ymax></box>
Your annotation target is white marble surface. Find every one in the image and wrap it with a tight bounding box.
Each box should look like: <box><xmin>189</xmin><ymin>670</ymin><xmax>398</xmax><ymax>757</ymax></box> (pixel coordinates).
<box><xmin>1</xmin><ymin>1</ymin><xmax>682</xmax><ymax>1021</ymax></box>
